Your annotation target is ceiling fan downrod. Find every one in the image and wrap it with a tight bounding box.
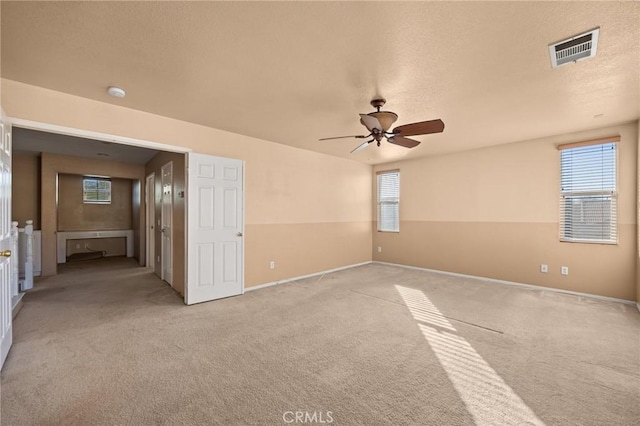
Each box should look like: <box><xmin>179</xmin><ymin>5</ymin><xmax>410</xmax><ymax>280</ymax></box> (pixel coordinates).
<box><xmin>370</xmin><ymin>98</ymin><xmax>386</xmax><ymax>112</ymax></box>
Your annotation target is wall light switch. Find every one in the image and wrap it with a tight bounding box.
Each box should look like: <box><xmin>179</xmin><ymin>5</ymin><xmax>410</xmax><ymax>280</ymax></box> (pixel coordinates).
<box><xmin>377</xmin><ymin>246</ymin><xmax>382</xmax><ymax>253</ymax></box>
<box><xmin>269</xmin><ymin>261</ymin><xmax>275</xmax><ymax>270</ymax></box>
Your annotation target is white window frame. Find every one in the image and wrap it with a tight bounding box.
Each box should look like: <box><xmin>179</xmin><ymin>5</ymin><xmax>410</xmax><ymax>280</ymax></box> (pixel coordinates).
<box><xmin>559</xmin><ymin>137</ymin><xmax>618</xmax><ymax>244</ymax></box>
<box><xmin>83</xmin><ymin>177</ymin><xmax>112</xmax><ymax>204</ymax></box>
<box><xmin>377</xmin><ymin>170</ymin><xmax>400</xmax><ymax>233</ymax></box>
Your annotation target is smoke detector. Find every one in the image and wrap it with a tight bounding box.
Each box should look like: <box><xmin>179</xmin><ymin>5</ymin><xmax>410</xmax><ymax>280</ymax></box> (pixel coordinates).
<box><xmin>107</xmin><ymin>86</ymin><xmax>126</xmax><ymax>98</ymax></box>
<box><xmin>549</xmin><ymin>27</ymin><xmax>600</xmax><ymax>68</ymax></box>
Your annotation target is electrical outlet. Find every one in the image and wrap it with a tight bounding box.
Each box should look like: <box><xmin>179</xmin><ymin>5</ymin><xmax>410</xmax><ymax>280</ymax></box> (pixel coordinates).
<box><xmin>540</xmin><ymin>264</ymin><xmax>548</xmax><ymax>273</ymax></box>
<box><xmin>377</xmin><ymin>246</ymin><xmax>382</xmax><ymax>253</ymax></box>
<box><xmin>269</xmin><ymin>261</ymin><xmax>275</xmax><ymax>270</ymax></box>
<box><xmin>561</xmin><ymin>266</ymin><xmax>569</xmax><ymax>276</ymax></box>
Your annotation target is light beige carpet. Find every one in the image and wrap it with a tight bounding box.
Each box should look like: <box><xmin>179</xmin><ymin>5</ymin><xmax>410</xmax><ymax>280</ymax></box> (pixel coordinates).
<box><xmin>1</xmin><ymin>257</ymin><xmax>639</xmax><ymax>425</ymax></box>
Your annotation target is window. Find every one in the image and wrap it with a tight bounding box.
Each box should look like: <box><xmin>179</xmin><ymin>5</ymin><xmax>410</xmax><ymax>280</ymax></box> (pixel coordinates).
<box><xmin>559</xmin><ymin>139</ymin><xmax>617</xmax><ymax>243</ymax></box>
<box><xmin>83</xmin><ymin>178</ymin><xmax>111</xmax><ymax>204</ymax></box>
<box><xmin>377</xmin><ymin>170</ymin><xmax>400</xmax><ymax>232</ymax></box>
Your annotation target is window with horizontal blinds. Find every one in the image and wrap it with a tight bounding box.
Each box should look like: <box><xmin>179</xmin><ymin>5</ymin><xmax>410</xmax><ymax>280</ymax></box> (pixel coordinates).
<box><xmin>377</xmin><ymin>170</ymin><xmax>399</xmax><ymax>232</ymax></box>
<box><xmin>560</xmin><ymin>141</ymin><xmax>617</xmax><ymax>243</ymax></box>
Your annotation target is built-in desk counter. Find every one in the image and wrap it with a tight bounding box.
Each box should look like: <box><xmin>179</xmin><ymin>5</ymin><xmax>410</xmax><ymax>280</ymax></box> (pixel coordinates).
<box><xmin>56</xmin><ymin>230</ymin><xmax>134</xmax><ymax>263</ymax></box>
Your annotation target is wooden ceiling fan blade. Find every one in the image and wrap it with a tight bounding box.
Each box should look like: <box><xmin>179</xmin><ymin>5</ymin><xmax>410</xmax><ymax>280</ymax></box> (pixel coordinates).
<box><xmin>319</xmin><ymin>135</ymin><xmax>368</xmax><ymax>141</ymax></box>
<box><xmin>359</xmin><ymin>114</ymin><xmax>383</xmax><ymax>132</ymax></box>
<box><xmin>393</xmin><ymin>119</ymin><xmax>444</xmax><ymax>137</ymax></box>
<box><xmin>350</xmin><ymin>139</ymin><xmax>373</xmax><ymax>153</ymax></box>
<box><xmin>388</xmin><ymin>135</ymin><xmax>421</xmax><ymax>149</ymax></box>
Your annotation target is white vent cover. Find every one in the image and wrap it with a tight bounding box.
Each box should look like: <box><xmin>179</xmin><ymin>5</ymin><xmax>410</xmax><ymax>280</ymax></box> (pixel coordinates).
<box><xmin>549</xmin><ymin>27</ymin><xmax>600</xmax><ymax>68</ymax></box>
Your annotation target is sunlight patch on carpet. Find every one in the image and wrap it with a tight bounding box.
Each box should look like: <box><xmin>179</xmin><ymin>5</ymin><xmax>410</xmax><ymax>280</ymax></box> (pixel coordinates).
<box><xmin>396</xmin><ymin>285</ymin><xmax>545</xmax><ymax>426</ymax></box>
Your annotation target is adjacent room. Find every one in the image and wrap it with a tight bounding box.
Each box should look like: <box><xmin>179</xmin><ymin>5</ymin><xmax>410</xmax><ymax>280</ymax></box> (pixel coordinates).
<box><xmin>0</xmin><ymin>2</ymin><xmax>638</xmax><ymax>425</ymax></box>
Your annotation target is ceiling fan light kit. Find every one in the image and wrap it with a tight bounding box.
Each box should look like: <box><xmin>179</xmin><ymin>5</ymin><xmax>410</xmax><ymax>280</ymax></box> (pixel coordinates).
<box><xmin>320</xmin><ymin>98</ymin><xmax>444</xmax><ymax>153</ymax></box>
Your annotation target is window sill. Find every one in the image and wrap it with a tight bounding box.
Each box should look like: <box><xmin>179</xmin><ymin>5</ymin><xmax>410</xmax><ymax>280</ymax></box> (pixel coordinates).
<box><xmin>378</xmin><ymin>230</ymin><xmax>399</xmax><ymax>233</ymax></box>
<box><xmin>560</xmin><ymin>239</ymin><xmax>617</xmax><ymax>246</ymax></box>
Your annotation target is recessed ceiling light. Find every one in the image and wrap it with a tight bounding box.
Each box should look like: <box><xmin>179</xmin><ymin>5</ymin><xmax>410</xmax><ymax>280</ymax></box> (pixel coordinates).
<box><xmin>107</xmin><ymin>86</ymin><xmax>126</xmax><ymax>98</ymax></box>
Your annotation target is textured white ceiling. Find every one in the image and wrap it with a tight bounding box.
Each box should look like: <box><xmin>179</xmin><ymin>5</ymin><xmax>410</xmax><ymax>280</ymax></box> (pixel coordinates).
<box><xmin>2</xmin><ymin>1</ymin><xmax>638</xmax><ymax>164</ymax></box>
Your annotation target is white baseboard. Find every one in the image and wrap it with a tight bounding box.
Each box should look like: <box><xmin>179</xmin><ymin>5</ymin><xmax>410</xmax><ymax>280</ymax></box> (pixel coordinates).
<box><xmin>244</xmin><ymin>261</ymin><xmax>373</xmax><ymax>293</ymax></box>
<box><xmin>374</xmin><ymin>261</ymin><xmax>636</xmax><ymax>306</ymax></box>
<box><xmin>637</xmin><ymin>302</ymin><xmax>640</xmax><ymax>313</ymax></box>
<box><xmin>11</xmin><ymin>293</ymin><xmax>24</xmax><ymax>319</ymax></box>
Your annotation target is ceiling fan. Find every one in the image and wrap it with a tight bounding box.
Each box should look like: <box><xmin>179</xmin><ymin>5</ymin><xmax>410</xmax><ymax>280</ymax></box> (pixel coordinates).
<box><xmin>320</xmin><ymin>99</ymin><xmax>445</xmax><ymax>153</ymax></box>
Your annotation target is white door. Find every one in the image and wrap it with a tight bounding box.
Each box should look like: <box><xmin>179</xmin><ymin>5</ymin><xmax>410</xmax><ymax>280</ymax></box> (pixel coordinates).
<box><xmin>0</xmin><ymin>113</ymin><xmax>13</xmax><ymax>369</ymax></box>
<box><xmin>145</xmin><ymin>173</ymin><xmax>155</xmax><ymax>269</ymax></box>
<box><xmin>161</xmin><ymin>162</ymin><xmax>173</xmax><ymax>286</ymax></box>
<box><xmin>186</xmin><ymin>153</ymin><xmax>243</xmax><ymax>305</ymax></box>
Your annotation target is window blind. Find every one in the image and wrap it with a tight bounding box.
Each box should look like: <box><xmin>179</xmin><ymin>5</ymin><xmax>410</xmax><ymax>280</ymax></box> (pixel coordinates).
<box><xmin>377</xmin><ymin>171</ymin><xmax>399</xmax><ymax>232</ymax></box>
<box><xmin>560</xmin><ymin>142</ymin><xmax>617</xmax><ymax>243</ymax></box>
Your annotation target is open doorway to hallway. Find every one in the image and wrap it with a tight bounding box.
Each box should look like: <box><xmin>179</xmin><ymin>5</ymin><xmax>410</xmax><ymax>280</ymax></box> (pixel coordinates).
<box><xmin>11</xmin><ymin>127</ymin><xmax>186</xmax><ymax>296</ymax></box>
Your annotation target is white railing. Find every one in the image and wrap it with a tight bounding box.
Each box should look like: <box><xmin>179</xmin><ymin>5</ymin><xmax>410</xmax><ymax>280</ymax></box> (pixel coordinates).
<box><xmin>10</xmin><ymin>220</ymin><xmax>36</xmax><ymax>295</ymax></box>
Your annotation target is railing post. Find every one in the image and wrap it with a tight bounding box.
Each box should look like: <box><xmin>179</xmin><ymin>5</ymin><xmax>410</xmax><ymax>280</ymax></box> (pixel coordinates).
<box><xmin>22</xmin><ymin>220</ymin><xmax>34</xmax><ymax>291</ymax></box>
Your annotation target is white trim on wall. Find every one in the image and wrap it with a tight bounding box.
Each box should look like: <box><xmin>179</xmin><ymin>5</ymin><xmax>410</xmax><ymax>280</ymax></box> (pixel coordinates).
<box><xmin>244</xmin><ymin>261</ymin><xmax>373</xmax><ymax>293</ymax></box>
<box><xmin>375</xmin><ymin>261</ymin><xmax>636</xmax><ymax>306</ymax></box>
<box><xmin>9</xmin><ymin>118</ymin><xmax>191</xmax><ymax>154</ymax></box>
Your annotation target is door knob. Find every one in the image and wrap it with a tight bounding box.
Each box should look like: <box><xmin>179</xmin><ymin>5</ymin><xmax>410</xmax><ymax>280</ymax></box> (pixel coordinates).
<box><xmin>0</xmin><ymin>250</ymin><xmax>11</xmax><ymax>257</ymax></box>
<box><xmin>237</xmin><ymin>232</ymin><xmax>243</xmax><ymax>237</ymax></box>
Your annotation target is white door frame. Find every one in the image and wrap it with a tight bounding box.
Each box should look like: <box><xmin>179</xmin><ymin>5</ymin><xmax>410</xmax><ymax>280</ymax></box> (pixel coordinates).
<box><xmin>9</xmin><ymin>119</ymin><xmax>191</xmax><ymax>154</ymax></box>
<box><xmin>145</xmin><ymin>173</ymin><xmax>155</xmax><ymax>269</ymax></box>
<box><xmin>161</xmin><ymin>162</ymin><xmax>173</xmax><ymax>286</ymax></box>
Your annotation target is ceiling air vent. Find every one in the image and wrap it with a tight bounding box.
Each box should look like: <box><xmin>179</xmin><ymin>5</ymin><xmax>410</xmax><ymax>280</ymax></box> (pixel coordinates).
<box><xmin>549</xmin><ymin>27</ymin><xmax>600</xmax><ymax>68</ymax></box>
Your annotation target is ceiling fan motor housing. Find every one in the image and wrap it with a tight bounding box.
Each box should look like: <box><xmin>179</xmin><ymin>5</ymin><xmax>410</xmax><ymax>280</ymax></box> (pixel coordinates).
<box><xmin>370</xmin><ymin>98</ymin><xmax>386</xmax><ymax>110</ymax></box>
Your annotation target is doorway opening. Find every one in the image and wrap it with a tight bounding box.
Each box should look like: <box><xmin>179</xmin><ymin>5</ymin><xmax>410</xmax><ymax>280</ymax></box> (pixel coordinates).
<box><xmin>10</xmin><ymin>123</ymin><xmax>187</xmax><ymax>297</ymax></box>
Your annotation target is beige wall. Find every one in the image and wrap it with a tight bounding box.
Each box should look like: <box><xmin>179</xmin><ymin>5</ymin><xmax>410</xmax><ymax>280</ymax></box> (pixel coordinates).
<box><xmin>58</xmin><ymin>174</ymin><xmax>133</xmax><ymax>231</ymax></box>
<box><xmin>3</xmin><ymin>79</ymin><xmax>636</xmax><ymax>302</ymax></box>
<box><xmin>637</xmin><ymin>119</ymin><xmax>640</xmax><ymax>305</ymax></box>
<box><xmin>11</xmin><ymin>153</ymin><xmax>40</xmax><ymax>228</ymax></box>
<box><xmin>39</xmin><ymin>152</ymin><xmax>145</xmax><ymax>275</ymax></box>
<box><xmin>145</xmin><ymin>152</ymin><xmax>186</xmax><ymax>295</ymax></box>
<box><xmin>374</xmin><ymin>122</ymin><xmax>638</xmax><ymax>301</ymax></box>
<box><xmin>2</xmin><ymin>80</ymin><xmax>373</xmax><ymax>292</ymax></box>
